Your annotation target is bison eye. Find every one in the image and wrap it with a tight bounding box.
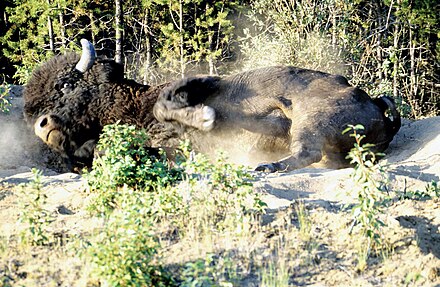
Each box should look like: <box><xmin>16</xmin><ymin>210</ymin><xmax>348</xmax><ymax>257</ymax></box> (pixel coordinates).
<box><xmin>178</xmin><ymin>92</ymin><xmax>188</xmax><ymax>102</ymax></box>
<box><xmin>56</xmin><ymin>81</ymin><xmax>74</xmax><ymax>94</ymax></box>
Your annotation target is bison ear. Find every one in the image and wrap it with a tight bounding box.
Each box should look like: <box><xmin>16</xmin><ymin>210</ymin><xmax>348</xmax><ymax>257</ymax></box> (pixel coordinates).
<box><xmin>75</xmin><ymin>39</ymin><xmax>96</xmax><ymax>73</ymax></box>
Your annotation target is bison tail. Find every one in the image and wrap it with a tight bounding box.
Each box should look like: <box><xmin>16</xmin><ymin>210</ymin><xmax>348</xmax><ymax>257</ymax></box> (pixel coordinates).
<box><xmin>374</xmin><ymin>95</ymin><xmax>401</xmax><ymax>138</ymax></box>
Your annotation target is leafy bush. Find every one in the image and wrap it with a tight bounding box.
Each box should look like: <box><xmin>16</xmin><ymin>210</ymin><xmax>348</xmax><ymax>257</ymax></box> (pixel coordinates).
<box><xmin>85</xmin><ymin>123</ymin><xmax>183</xmax><ymax>216</ymax></box>
<box><xmin>83</xmin><ymin>124</ymin><xmax>266</xmax><ymax>286</ymax></box>
<box><xmin>86</xmin><ymin>186</ymin><xmax>174</xmax><ymax>287</ymax></box>
<box><xmin>17</xmin><ymin>168</ymin><xmax>53</xmax><ymax>246</ymax></box>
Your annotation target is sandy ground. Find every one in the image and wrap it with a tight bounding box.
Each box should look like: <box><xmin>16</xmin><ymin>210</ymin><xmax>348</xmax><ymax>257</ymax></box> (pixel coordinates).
<box><xmin>0</xmin><ymin>87</ymin><xmax>439</xmax><ymax>286</ymax></box>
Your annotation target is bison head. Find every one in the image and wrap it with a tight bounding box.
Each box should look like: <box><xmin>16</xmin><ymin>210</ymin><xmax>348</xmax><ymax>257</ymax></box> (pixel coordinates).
<box><xmin>23</xmin><ymin>39</ymin><xmax>126</xmax><ymax>167</ymax></box>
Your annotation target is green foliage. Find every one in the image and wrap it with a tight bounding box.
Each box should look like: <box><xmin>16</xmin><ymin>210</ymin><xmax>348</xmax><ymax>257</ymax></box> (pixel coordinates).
<box><xmin>240</xmin><ymin>0</ymin><xmax>347</xmax><ymax>75</ymax></box>
<box><xmin>0</xmin><ymin>0</ymin><xmax>112</xmax><ymax>84</ymax></box>
<box><xmin>343</xmin><ymin>124</ymin><xmax>389</xmax><ymax>271</ymax></box>
<box><xmin>0</xmin><ymin>84</ymin><xmax>12</xmax><ymax>113</ymax></box>
<box><xmin>1</xmin><ymin>0</ymin><xmax>54</xmax><ymax>83</ymax></box>
<box><xmin>1</xmin><ymin>0</ymin><xmax>438</xmax><ymax>115</ymax></box>
<box><xmin>398</xmin><ymin>181</ymin><xmax>440</xmax><ymax>200</ymax></box>
<box><xmin>180</xmin><ymin>254</ymin><xmax>218</xmax><ymax>287</ymax></box>
<box><xmin>155</xmin><ymin>0</ymin><xmax>239</xmax><ymax>77</ymax></box>
<box><xmin>86</xmin><ymin>187</ymin><xmax>174</xmax><ymax>287</ymax></box>
<box><xmin>83</xmin><ymin>124</ymin><xmax>265</xmax><ymax>286</ymax></box>
<box><xmin>241</xmin><ymin>0</ymin><xmax>439</xmax><ymax>117</ymax></box>
<box><xmin>84</xmin><ymin>123</ymin><xmax>182</xmax><ymax>216</ymax></box>
<box><xmin>84</xmin><ymin>124</ymin><xmax>182</xmax><ymax>286</ymax></box>
<box><xmin>180</xmin><ymin>253</ymin><xmax>244</xmax><ymax>287</ymax></box>
<box><xmin>17</xmin><ymin>168</ymin><xmax>53</xmax><ymax>246</ymax></box>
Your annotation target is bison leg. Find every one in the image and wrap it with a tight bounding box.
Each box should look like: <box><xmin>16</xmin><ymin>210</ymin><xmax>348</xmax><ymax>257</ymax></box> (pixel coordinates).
<box><xmin>255</xmin><ymin>140</ymin><xmax>323</xmax><ymax>172</ymax></box>
<box><xmin>153</xmin><ymin>102</ymin><xmax>216</xmax><ymax>131</ymax></box>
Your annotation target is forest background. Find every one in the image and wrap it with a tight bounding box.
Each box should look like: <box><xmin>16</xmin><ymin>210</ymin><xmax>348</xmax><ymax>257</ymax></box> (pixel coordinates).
<box><xmin>0</xmin><ymin>0</ymin><xmax>439</xmax><ymax>118</ymax></box>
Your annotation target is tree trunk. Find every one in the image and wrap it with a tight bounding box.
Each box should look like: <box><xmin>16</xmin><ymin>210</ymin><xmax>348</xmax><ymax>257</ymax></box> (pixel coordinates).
<box><xmin>208</xmin><ymin>32</ymin><xmax>215</xmax><ymax>75</ymax></box>
<box><xmin>331</xmin><ymin>6</ymin><xmax>337</xmax><ymax>48</ymax></box>
<box><xmin>46</xmin><ymin>0</ymin><xmax>54</xmax><ymax>52</ymax></box>
<box><xmin>392</xmin><ymin>23</ymin><xmax>399</xmax><ymax>99</ymax></box>
<box><xmin>89</xmin><ymin>12</ymin><xmax>96</xmax><ymax>44</ymax></box>
<box><xmin>179</xmin><ymin>0</ymin><xmax>185</xmax><ymax>78</ymax></box>
<box><xmin>115</xmin><ymin>0</ymin><xmax>124</xmax><ymax>65</ymax></box>
<box><xmin>207</xmin><ymin>2</ymin><xmax>215</xmax><ymax>75</ymax></box>
<box><xmin>58</xmin><ymin>3</ymin><xmax>66</xmax><ymax>49</ymax></box>
<box><xmin>376</xmin><ymin>11</ymin><xmax>383</xmax><ymax>81</ymax></box>
<box><xmin>409</xmin><ymin>22</ymin><xmax>418</xmax><ymax>116</ymax></box>
<box><xmin>143</xmin><ymin>8</ymin><xmax>152</xmax><ymax>84</ymax></box>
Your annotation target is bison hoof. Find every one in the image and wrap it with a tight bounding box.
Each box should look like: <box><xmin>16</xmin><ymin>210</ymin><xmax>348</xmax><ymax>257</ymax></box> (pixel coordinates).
<box><xmin>255</xmin><ymin>162</ymin><xmax>287</xmax><ymax>173</ymax></box>
<box><xmin>199</xmin><ymin>105</ymin><xmax>216</xmax><ymax>131</ymax></box>
<box><xmin>255</xmin><ymin>163</ymin><xmax>277</xmax><ymax>173</ymax></box>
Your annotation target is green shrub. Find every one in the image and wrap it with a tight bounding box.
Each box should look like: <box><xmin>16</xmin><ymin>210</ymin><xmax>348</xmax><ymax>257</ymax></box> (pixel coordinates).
<box><xmin>84</xmin><ymin>123</ymin><xmax>183</xmax><ymax>216</ymax></box>
<box><xmin>83</xmin><ymin>124</ymin><xmax>266</xmax><ymax>286</ymax></box>
<box><xmin>84</xmin><ymin>123</ymin><xmax>185</xmax><ymax>285</ymax></box>
<box><xmin>17</xmin><ymin>168</ymin><xmax>53</xmax><ymax>246</ymax></box>
<box><xmin>87</xmin><ymin>187</ymin><xmax>174</xmax><ymax>287</ymax></box>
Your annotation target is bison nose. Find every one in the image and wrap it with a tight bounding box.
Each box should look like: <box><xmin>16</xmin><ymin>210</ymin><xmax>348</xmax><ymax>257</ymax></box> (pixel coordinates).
<box><xmin>37</xmin><ymin>116</ymin><xmax>49</xmax><ymax>128</ymax></box>
<box><xmin>35</xmin><ymin>115</ymin><xmax>55</xmax><ymax>131</ymax></box>
<box><xmin>34</xmin><ymin>115</ymin><xmax>59</xmax><ymax>141</ymax></box>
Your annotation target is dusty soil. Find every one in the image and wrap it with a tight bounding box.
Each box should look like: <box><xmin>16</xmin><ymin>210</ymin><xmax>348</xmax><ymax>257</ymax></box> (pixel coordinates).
<box><xmin>0</xmin><ymin>87</ymin><xmax>439</xmax><ymax>286</ymax></box>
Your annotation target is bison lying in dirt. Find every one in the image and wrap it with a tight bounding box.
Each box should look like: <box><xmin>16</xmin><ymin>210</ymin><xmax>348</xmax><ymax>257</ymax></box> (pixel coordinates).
<box><xmin>23</xmin><ymin>39</ymin><xmax>401</xmax><ymax>172</ymax></box>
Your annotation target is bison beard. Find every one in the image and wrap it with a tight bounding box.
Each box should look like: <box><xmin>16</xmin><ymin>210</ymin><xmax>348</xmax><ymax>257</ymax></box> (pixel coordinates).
<box><xmin>23</xmin><ymin>39</ymin><xmax>401</xmax><ymax>172</ymax></box>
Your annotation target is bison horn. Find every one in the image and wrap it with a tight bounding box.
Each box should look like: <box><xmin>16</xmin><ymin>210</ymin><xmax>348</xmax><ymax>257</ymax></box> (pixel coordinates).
<box><xmin>75</xmin><ymin>39</ymin><xmax>96</xmax><ymax>73</ymax></box>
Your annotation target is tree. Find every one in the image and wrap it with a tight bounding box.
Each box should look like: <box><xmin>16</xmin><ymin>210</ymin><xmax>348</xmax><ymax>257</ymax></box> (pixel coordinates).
<box><xmin>114</xmin><ymin>0</ymin><xmax>124</xmax><ymax>65</ymax></box>
<box><xmin>154</xmin><ymin>0</ymin><xmax>240</xmax><ymax>78</ymax></box>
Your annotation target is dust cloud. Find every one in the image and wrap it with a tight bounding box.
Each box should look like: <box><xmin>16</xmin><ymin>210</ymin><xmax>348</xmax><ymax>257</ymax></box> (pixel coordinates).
<box><xmin>0</xmin><ymin>86</ymin><xmax>47</xmax><ymax>170</ymax></box>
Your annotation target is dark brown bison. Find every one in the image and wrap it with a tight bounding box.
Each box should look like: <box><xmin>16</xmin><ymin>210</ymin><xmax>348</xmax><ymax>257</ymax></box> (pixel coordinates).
<box><xmin>23</xmin><ymin>39</ymin><xmax>400</xmax><ymax>172</ymax></box>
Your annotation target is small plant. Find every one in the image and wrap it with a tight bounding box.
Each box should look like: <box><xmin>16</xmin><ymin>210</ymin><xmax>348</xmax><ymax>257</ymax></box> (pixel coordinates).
<box><xmin>260</xmin><ymin>258</ymin><xmax>289</xmax><ymax>287</ymax></box>
<box><xmin>17</xmin><ymin>168</ymin><xmax>53</xmax><ymax>246</ymax></box>
<box><xmin>84</xmin><ymin>124</ymin><xmax>267</xmax><ymax>286</ymax></box>
<box><xmin>399</xmin><ymin>181</ymin><xmax>440</xmax><ymax>200</ymax></box>
<box><xmin>181</xmin><ymin>254</ymin><xmax>217</xmax><ymax>287</ymax></box>
<box><xmin>83</xmin><ymin>123</ymin><xmax>185</xmax><ymax>285</ymax></box>
<box><xmin>0</xmin><ymin>82</ymin><xmax>12</xmax><ymax>113</ymax></box>
<box><xmin>343</xmin><ymin>124</ymin><xmax>389</xmax><ymax>271</ymax></box>
<box><xmin>86</xmin><ymin>190</ymin><xmax>173</xmax><ymax>287</ymax></box>
<box><xmin>176</xmin><ymin>146</ymin><xmax>267</xmax><ymax>236</ymax></box>
<box><xmin>84</xmin><ymin>123</ymin><xmax>183</xmax><ymax>216</ymax></box>
<box><xmin>180</xmin><ymin>253</ymin><xmax>241</xmax><ymax>287</ymax></box>
<box><xmin>294</xmin><ymin>201</ymin><xmax>312</xmax><ymax>243</ymax></box>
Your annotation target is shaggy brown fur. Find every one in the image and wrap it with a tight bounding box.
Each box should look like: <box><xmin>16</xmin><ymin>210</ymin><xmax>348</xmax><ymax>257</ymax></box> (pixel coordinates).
<box><xmin>23</xmin><ymin>53</ymin><xmax>177</xmax><ymax>168</ymax></box>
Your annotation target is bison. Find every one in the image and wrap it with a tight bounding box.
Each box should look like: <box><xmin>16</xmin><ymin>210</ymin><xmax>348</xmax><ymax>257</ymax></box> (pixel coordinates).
<box><xmin>23</xmin><ymin>39</ymin><xmax>400</xmax><ymax>172</ymax></box>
